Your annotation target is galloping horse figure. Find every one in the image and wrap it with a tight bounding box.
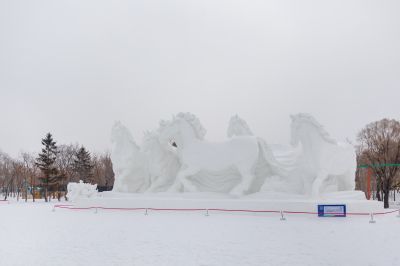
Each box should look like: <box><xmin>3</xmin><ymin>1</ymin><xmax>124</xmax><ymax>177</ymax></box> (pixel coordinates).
<box><xmin>111</xmin><ymin>121</ymin><xmax>150</xmax><ymax>193</ymax></box>
<box><xmin>290</xmin><ymin>114</ymin><xmax>356</xmax><ymax>197</ymax></box>
<box><xmin>158</xmin><ymin>113</ymin><xmax>283</xmax><ymax>196</ymax></box>
<box><xmin>141</xmin><ymin>130</ymin><xmax>181</xmax><ymax>192</ymax></box>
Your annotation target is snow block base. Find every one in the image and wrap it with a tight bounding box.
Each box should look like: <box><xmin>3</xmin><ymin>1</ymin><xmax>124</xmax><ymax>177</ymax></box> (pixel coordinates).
<box><xmin>74</xmin><ymin>191</ymin><xmax>384</xmax><ymax>214</ymax></box>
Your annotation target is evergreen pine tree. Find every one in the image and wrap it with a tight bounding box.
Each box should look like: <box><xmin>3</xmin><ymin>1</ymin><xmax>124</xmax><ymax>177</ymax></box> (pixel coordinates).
<box><xmin>35</xmin><ymin>133</ymin><xmax>59</xmax><ymax>202</ymax></box>
<box><xmin>73</xmin><ymin>146</ymin><xmax>94</xmax><ymax>184</ymax></box>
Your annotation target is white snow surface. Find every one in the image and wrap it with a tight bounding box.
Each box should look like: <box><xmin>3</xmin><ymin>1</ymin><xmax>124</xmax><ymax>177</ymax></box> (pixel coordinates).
<box><xmin>1</xmin><ymin>200</ymin><xmax>400</xmax><ymax>266</ymax></box>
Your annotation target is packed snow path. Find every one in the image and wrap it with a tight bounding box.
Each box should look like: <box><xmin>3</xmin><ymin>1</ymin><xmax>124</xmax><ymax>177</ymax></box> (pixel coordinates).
<box><xmin>1</xmin><ymin>201</ymin><xmax>400</xmax><ymax>266</ymax></box>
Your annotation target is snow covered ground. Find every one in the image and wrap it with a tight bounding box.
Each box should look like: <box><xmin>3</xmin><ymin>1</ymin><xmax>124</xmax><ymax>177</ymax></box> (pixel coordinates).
<box><xmin>1</xmin><ymin>200</ymin><xmax>400</xmax><ymax>266</ymax></box>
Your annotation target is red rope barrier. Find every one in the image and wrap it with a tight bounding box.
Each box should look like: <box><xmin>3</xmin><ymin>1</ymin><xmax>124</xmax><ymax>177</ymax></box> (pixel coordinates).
<box><xmin>52</xmin><ymin>204</ymin><xmax>400</xmax><ymax>217</ymax></box>
<box><xmin>371</xmin><ymin>209</ymin><xmax>399</xmax><ymax>215</ymax></box>
<box><xmin>283</xmin><ymin>211</ymin><xmax>316</xmax><ymax>215</ymax></box>
<box><xmin>209</xmin><ymin>208</ymin><xmax>280</xmax><ymax>213</ymax></box>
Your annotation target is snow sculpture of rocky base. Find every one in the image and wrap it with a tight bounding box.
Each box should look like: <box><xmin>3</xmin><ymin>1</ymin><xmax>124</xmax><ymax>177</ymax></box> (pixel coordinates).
<box><xmin>67</xmin><ymin>181</ymin><xmax>98</xmax><ymax>202</ymax></box>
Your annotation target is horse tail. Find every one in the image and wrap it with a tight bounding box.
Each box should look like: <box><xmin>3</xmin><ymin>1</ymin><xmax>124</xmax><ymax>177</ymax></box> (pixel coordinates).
<box><xmin>256</xmin><ymin>138</ymin><xmax>287</xmax><ymax>177</ymax></box>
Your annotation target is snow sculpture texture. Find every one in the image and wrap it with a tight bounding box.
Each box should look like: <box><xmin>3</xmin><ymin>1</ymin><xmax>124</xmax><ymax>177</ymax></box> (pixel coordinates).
<box><xmin>289</xmin><ymin>113</ymin><xmax>356</xmax><ymax>196</ymax></box>
<box><xmin>110</xmin><ymin>113</ymin><xmax>357</xmax><ymax>198</ymax></box>
<box><xmin>67</xmin><ymin>181</ymin><xmax>98</xmax><ymax>202</ymax></box>
<box><xmin>157</xmin><ymin>113</ymin><xmax>283</xmax><ymax>195</ymax></box>
<box><xmin>111</xmin><ymin>122</ymin><xmax>149</xmax><ymax>192</ymax></box>
<box><xmin>141</xmin><ymin>130</ymin><xmax>180</xmax><ymax>192</ymax></box>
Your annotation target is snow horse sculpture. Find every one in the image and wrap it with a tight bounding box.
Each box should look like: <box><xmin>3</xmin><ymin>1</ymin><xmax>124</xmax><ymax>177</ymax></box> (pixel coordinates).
<box><xmin>110</xmin><ymin>121</ymin><xmax>149</xmax><ymax>192</ymax></box>
<box><xmin>108</xmin><ymin>112</ymin><xmax>356</xmax><ymax>198</ymax></box>
<box><xmin>290</xmin><ymin>113</ymin><xmax>356</xmax><ymax>197</ymax></box>
<box><xmin>157</xmin><ymin>113</ymin><xmax>283</xmax><ymax>196</ymax></box>
<box><xmin>68</xmin><ymin>112</ymin><xmax>380</xmax><ymax>213</ymax></box>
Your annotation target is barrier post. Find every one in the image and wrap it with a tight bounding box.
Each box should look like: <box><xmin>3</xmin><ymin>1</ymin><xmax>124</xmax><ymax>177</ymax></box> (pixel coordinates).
<box><xmin>369</xmin><ymin>213</ymin><xmax>376</xmax><ymax>223</ymax></box>
<box><xmin>367</xmin><ymin>168</ymin><xmax>372</xmax><ymax>200</ymax></box>
<box><xmin>52</xmin><ymin>206</ymin><xmax>55</xmax><ymax>212</ymax></box>
<box><xmin>280</xmin><ymin>211</ymin><xmax>286</xmax><ymax>221</ymax></box>
<box><xmin>94</xmin><ymin>208</ymin><xmax>98</xmax><ymax>214</ymax></box>
<box><xmin>205</xmin><ymin>209</ymin><xmax>209</xmax><ymax>216</ymax></box>
<box><xmin>144</xmin><ymin>208</ymin><xmax>148</xmax><ymax>215</ymax></box>
<box><xmin>397</xmin><ymin>209</ymin><xmax>400</xmax><ymax>218</ymax></box>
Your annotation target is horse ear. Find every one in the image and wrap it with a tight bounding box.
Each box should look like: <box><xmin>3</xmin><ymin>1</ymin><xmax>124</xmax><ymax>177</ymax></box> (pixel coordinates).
<box><xmin>112</xmin><ymin>120</ymin><xmax>121</xmax><ymax>128</ymax></box>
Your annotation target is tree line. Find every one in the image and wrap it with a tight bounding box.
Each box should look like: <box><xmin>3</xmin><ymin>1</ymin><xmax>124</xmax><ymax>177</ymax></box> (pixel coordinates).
<box><xmin>0</xmin><ymin>133</ymin><xmax>114</xmax><ymax>202</ymax></box>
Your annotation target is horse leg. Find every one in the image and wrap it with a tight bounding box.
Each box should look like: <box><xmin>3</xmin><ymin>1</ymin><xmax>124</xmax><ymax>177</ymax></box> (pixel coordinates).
<box><xmin>340</xmin><ymin>170</ymin><xmax>356</xmax><ymax>191</ymax></box>
<box><xmin>303</xmin><ymin>177</ymin><xmax>313</xmax><ymax>196</ymax></box>
<box><xmin>231</xmin><ymin>167</ymin><xmax>255</xmax><ymax>196</ymax></box>
<box><xmin>168</xmin><ymin>171</ymin><xmax>184</xmax><ymax>192</ymax></box>
<box><xmin>178</xmin><ymin>168</ymin><xmax>200</xmax><ymax>192</ymax></box>
<box><xmin>167</xmin><ymin>167</ymin><xmax>199</xmax><ymax>192</ymax></box>
<box><xmin>147</xmin><ymin>176</ymin><xmax>166</xmax><ymax>192</ymax></box>
<box><xmin>312</xmin><ymin>171</ymin><xmax>328</xmax><ymax>198</ymax></box>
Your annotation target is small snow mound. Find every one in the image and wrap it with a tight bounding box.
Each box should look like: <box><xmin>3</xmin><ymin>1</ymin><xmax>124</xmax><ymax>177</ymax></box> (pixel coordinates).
<box><xmin>67</xmin><ymin>181</ymin><xmax>98</xmax><ymax>202</ymax></box>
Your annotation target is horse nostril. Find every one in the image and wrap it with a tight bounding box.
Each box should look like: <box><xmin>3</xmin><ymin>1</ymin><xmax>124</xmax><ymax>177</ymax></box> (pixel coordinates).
<box><xmin>172</xmin><ymin>142</ymin><xmax>177</xmax><ymax>148</ymax></box>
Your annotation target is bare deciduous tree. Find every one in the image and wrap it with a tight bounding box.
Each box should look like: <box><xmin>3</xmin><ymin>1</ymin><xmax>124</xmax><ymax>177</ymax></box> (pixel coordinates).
<box><xmin>357</xmin><ymin>119</ymin><xmax>400</xmax><ymax>208</ymax></box>
<box><xmin>21</xmin><ymin>152</ymin><xmax>39</xmax><ymax>202</ymax></box>
<box><xmin>92</xmin><ymin>152</ymin><xmax>114</xmax><ymax>190</ymax></box>
<box><xmin>56</xmin><ymin>144</ymin><xmax>80</xmax><ymax>199</ymax></box>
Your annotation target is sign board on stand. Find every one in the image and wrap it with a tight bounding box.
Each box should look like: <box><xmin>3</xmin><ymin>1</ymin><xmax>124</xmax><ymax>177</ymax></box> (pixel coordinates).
<box><xmin>318</xmin><ymin>204</ymin><xmax>346</xmax><ymax>217</ymax></box>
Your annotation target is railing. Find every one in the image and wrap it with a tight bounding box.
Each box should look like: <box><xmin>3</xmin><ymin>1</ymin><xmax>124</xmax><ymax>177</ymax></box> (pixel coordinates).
<box><xmin>52</xmin><ymin>204</ymin><xmax>400</xmax><ymax>223</ymax></box>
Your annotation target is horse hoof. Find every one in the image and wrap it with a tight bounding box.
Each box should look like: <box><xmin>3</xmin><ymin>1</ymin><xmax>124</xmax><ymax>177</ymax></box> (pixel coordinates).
<box><xmin>183</xmin><ymin>187</ymin><xmax>197</xmax><ymax>193</ymax></box>
<box><xmin>230</xmin><ymin>188</ymin><xmax>244</xmax><ymax>197</ymax></box>
<box><xmin>311</xmin><ymin>192</ymin><xmax>321</xmax><ymax>199</ymax></box>
<box><xmin>167</xmin><ymin>183</ymin><xmax>182</xmax><ymax>193</ymax></box>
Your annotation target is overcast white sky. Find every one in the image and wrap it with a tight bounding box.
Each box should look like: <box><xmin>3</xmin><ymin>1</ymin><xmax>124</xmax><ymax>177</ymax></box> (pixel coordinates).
<box><xmin>1</xmin><ymin>0</ymin><xmax>399</xmax><ymax>157</ymax></box>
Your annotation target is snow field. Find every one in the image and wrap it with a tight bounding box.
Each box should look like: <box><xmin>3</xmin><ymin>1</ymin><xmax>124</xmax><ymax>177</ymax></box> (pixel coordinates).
<box><xmin>1</xmin><ymin>201</ymin><xmax>400</xmax><ymax>266</ymax></box>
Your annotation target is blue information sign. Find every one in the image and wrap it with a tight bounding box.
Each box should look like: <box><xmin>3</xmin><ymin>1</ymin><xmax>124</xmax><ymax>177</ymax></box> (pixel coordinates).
<box><xmin>318</xmin><ymin>204</ymin><xmax>346</xmax><ymax>217</ymax></box>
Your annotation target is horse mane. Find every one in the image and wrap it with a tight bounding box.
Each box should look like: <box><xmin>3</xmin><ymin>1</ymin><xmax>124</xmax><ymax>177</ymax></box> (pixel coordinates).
<box><xmin>293</xmin><ymin>113</ymin><xmax>337</xmax><ymax>144</ymax></box>
<box><xmin>142</xmin><ymin>130</ymin><xmax>160</xmax><ymax>152</ymax></box>
<box><xmin>160</xmin><ymin>112</ymin><xmax>207</xmax><ymax>140</ymax></box>
<box><xmin>227</xmin><ymin>114</ymin><xmax>253</xmax><ymax>137</ymax></box>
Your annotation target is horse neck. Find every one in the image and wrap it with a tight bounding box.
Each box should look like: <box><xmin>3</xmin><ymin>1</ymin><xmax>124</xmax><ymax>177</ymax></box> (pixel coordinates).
<box><xmin>298</xmin><ymin>124</ymin><xmax>325</xmax><ymax>156</ymax></box>
<box><xmin>114</xmin><ymin>137</ymin><xmax>137</xmax><ymax>154</ymax></box>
